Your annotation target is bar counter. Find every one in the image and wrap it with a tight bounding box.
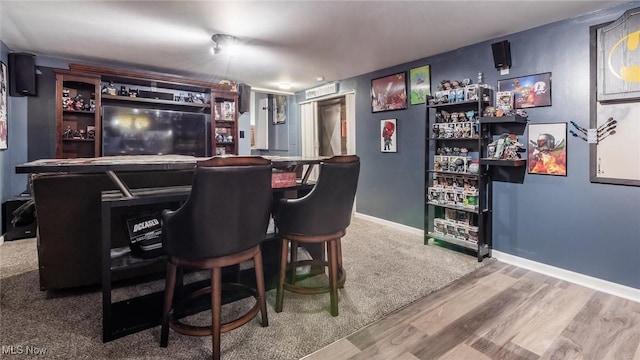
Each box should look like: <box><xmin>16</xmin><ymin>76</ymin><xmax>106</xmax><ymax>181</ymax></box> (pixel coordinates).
<box><xmin>15</xmin><ymin>155</ymin><xmax>326</xmax><ymax>290</ymax></box>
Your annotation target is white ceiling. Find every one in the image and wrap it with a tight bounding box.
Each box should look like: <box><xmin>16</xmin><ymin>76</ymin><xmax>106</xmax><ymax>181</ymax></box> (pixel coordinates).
<box><xmin>0</xmin><ymin>1</ymin><xmax>624</xmax><ymax>93</ymax></box>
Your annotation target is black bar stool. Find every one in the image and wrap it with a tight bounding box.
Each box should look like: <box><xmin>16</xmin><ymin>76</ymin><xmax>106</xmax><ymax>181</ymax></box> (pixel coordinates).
<box><xmin>159</xmin><ymin>156</ymin><xmax>273</xmax><ymax>360</ymax></box>
<box><xmin>273</xmin><ymin>155</ymin><xmax>360</xmax><ymax>316</ymax></box>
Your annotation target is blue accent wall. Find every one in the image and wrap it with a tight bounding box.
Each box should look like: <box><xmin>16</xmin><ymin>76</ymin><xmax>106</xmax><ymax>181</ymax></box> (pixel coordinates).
<box><xmin>1</xmin><ymin>41</ymin><xmax>30</xmax><ymax>202</ymax></box>
<box><xmin>295</xmin><ymin>2</ymin><xmax>640</xmax><ymax>290</ymax></box>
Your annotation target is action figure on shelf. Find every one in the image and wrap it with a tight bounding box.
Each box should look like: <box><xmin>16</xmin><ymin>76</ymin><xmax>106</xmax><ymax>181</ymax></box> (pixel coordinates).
<box><xmin>487</xmin><ymin>133</ymin><xmax>525</xmax><ymax>159</ymax></box>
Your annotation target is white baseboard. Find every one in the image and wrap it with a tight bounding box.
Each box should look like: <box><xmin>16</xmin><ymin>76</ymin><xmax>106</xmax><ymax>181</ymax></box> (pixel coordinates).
<box><xmin>493</xmin><ymin>250</ymin><xmax>640</xmax><ymax>303</ymax></box>
<box><xmin>353</xmin><ymin>213</ymin><xmax>640</xmax><ymax>303</ymax></box>
<box><xmin>354</xmin><ymin>212</ymin><xmax>423</xmax><ymax>236</ymax></box>
<box><xmin>0</xmin><ymin>235</ymin><xmax>4</xmax><ymax>246</ymax></box>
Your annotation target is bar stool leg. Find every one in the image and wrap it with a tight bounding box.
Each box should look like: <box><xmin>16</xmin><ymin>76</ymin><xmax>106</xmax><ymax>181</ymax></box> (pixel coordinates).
<box><xmin>290</xmin><ymin>241</ymin><xmax>298</xmax><ymax>284</ymax></box>
<box><xmin>337</xmin><ymin>239</ymin><xmax>344</xmax><ymax>289</ymax></box>
<box><xmin>211</xmin><ymin>267</ymin><xmax>222</xmax><ymax>360</ymax></box>
<box><xmin>275</xmin><ymin>238</ymin><xmax>289</xmax><ymax>313</ymax></box>
<box><xmin>328</xmin><ymin>239</ymin><xmax>339</xmax><ymax>316</ymax></box>
<box><xmin>253</xmin><ymin>250</ymin><xmax>268</xmax><ymax>327</ymax></box>
<box><xmin>160</xmin><ymin>260</ymin><xmax>177</xmax><ymax>347</ymax></box>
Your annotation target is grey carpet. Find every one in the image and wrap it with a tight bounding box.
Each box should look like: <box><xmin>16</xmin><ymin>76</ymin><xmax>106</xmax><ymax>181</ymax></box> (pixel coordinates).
<box><xmin>0</xmin><ymin>216</ymin><xmax>491</xmax><ymax>359</ymax></box>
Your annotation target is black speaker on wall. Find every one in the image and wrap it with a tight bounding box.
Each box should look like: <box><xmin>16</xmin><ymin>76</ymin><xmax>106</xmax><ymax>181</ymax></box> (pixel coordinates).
<box><xmin>491</xmin><ymin>40</ymin><xmax>511</xmax><ymax>69</ymax></box>
<box><xmin>8</xmin><ymin>52</ymin><xmax>37</xmax><ymax>97</ymax></box>
<box><xmin>238</xmin><ymin>83</ymin><xmax>251</xmax><ymax>114</ymax></box>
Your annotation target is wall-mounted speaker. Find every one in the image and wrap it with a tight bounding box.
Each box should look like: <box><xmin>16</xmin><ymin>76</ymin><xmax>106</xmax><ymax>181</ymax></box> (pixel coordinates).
<box><xmin>491</xmin><ymin>41</ymin><xmax>511</xmax><ymax>69</ymax></box>
<box><xmin>238</xmin><ymin>83</ymin><xmax>251</xmax><ymax>114</ymax></box>
<box><xmin>8</xmin><ymin>52</ymin><xmax>37</xmax><ymax>97</ymax></box>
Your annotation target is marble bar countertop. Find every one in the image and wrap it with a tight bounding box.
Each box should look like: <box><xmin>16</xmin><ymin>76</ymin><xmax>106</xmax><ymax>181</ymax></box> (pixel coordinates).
<box><xmin>15</xmin><ymin>155</ymin><xmax>328</xmax><ymax>174</ymax></box>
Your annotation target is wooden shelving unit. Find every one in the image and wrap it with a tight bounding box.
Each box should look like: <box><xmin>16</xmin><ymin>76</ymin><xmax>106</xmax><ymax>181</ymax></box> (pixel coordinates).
<box><xmin>58</xmin><ymin>63</ymin><xmax>240</xmax><ymax>158</ymax></box>
<box><xmin>55</xmin><ymin>70</ymin><xmax>101</xmax><ymax>159</ymax></box>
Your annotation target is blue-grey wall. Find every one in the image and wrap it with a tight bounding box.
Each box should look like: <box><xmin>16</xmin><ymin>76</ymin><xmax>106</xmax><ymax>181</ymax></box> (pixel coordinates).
<box><xmin>1</xmin><ymin>41</ymin><xmax>30</xmax><ymax>202</ymax></box>
<box><xmin>295</xmin><ymin>2</ymin><xmax>640</xmax><ymax>290</ymax></box>
<box><xmin>252</xmin><ymin>92</ymin><xmax>299</xmax><ymax>156</ymax></box>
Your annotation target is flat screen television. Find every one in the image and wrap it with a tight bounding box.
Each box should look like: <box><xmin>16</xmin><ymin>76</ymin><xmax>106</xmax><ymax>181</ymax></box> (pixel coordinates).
<box><xmin>102</xmin><ymin>105</ymin><xmax>210</xmax><ymax>156</ymax></box>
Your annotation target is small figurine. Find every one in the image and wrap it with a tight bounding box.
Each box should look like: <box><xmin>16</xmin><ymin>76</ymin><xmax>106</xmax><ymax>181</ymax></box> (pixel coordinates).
<box><xmin>483</xmin><ymin>106</ymin><xmax>495</xmax><ymax>117</ymax></box>
<box><xmin>63</xmin><ymin>126</ymin><xmax>73</xmax><ymax>139</ymax></box>
<box><xmin>466</xmin><ymin>110</ymin><xmax>475</xmax><ymax>121</ymax></box>
<box><xmin>73</xmin><ymin>94</ymin><xmax>85</xmax><ymax>111</ymax></box>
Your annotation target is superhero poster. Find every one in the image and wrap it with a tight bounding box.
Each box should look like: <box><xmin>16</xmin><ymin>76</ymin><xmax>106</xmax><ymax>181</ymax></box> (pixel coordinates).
<box><xmin>380</xmin><ymin>119</ymin><xmax>397</xmax><ymax>153</ymax></box>
<box><xmin>596</xmin><ymin>7</ymin><xmax>640</xmax><ymax>102</ymax></box>
<box><xmin>371</xmin><ymin>72</ymin><xmax>407</xmax><ymax>113</ymax></box>
<box><xmin>527</xmin><ymin>123</ymin><xmax>567</xmax><ymax>176</ymax></box>
<box><xmin>497</xmin><ymin>73</ymin><xmax>551</xmax><ymax>109</ymax></box>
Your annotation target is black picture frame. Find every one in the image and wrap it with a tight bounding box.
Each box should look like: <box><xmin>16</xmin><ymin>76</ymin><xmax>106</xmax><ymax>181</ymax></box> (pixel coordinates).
<box><xmin>0</xmin><ymin>61</ymin><xmax>7</xmax><ymax>150</ymax></box>
<box><xmin>371</xmin><ymin>72</ymin><xmax>407</xmax><ymax>113</ymax></box>
<box><xmin>589</xmin><ymin>8</ymin><xmax>640</xmax><ymax>187</ymax></box>
<box><xmin>409</xmin><ymin>65</ymin><xmax>430</xmax><ymax>105</ymax></box>
<box><xmin>527</xmin><ymin>122</ymin><xmax>567</xmax><ymax>176</ymax></box>
<box><xmin>497</xmin><ymin>72</ymin><xmax>552</xmax><ymax>109</ymax></box>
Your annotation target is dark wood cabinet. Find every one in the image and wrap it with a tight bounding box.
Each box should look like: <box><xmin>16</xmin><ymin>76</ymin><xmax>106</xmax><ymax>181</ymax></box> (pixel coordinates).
<box><xmin>56</xmin><ymin>64</ymin><xmax>239</xmax><ymax>158</ymax></box>
<box><xmin>55</xmin><ymin>71</ymin><xmax>101</xmax><ymax>158</ymax></box>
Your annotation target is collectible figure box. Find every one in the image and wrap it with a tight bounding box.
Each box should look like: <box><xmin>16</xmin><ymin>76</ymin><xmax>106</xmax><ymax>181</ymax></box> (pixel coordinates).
<box><xmin>126</xmin><ymin>212</ymin><xmax>164</xmax><ymax>259</ymax></box>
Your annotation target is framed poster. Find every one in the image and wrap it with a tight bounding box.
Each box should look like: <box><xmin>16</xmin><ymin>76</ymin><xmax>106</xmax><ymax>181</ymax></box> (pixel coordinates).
<box><xmin>596</xmin><ymin>7</ymin><xmax>640</xmax><ymax>102</ymax></box>
<box><xmin>527</xmin><ymin>122</ymin><xmax>567</xmax><ymax>176</ymax></box>
<box><xmin>371</xmin><ymin>72</ymin><xmax>407</xmax><ymax>112</ymax></box>
<box><xmin>0</xmin><ymin>61</ymin><xmax>7</xmax><ymax>150</ymax></box>
<box><xmin>381</xmin><ymin>119</ymin><xmax>397</xmax><ymax>153</ymax></box>
<box><xmin>273</xmin><ymin>95</ymin><xmax>286</xmax><ymax>124</ymax></box>
<box><xmin>497</xmin><ymin>72</ymin><xmax>551</xmax><ymax>109</ymax></box>
<box><xmin>590</xmin><ymin>7</ymin><xmax>640</xmax><ymax>186</ymax></box>
<box><xmin>591</xmin><ymin>102</ymin><xmax>640</xmax><ymax>184</ymax></box>
<box><xmin>409</xmin><ymin>65</ymin><xmax>431</xmax><ymax>105</ymax></box>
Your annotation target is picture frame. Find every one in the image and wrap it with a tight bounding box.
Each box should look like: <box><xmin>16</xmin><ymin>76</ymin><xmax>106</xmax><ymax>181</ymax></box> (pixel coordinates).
<box><xmin>497</xmin><ymin>72</ymin><xmax>551</xmax><ymax>109</ymax></box>
<box><xmin>595</xmin><ymin>7</ymin><xmax>640</xmax><ymax>102</ymax></box>
<box><xmin>0</xmin><ymin>61</ymin><xmax>7</xmax><ymax>150</ymax></box>
<box><xmin>273</xmin><ymin>95</ymin><xmax>286</xmax><ymax>124</ymax></box>
<box><xmin>590</xmin><ymin>8</ymin><xmax>640</xmax><ymax>186</ymax></box>
<box><xmin>409</xmin><ymin>65</ymin><xmax>430</xmax><ymax>105</ymax></box>
<box><xmin>371</xmin><ymin>72</ymin><xmax>407</xmax><ymax>112</ymax></box>
<box><xmin>380</xmin><ymin>119</ymin><xmax>397</xmax><ymax>153</ymax></box>
<box><xmin>527</xmin><ymin>122</ymin><xmax>567</xmax><ymax>176</ymax></box>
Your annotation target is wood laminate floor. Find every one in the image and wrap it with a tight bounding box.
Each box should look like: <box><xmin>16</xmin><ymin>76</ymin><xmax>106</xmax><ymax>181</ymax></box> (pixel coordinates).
<box><xmin>303</xmin><ymin>261</ymin><xmax>640</xmax><ymax>360</ymax></box>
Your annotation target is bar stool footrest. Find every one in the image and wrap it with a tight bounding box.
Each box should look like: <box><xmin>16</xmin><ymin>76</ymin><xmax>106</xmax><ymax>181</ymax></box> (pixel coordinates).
<box><xmin>283</xmin><ymin>259</ymin><xmax>346</xmax><ymax>295</ymax></box>
<box><xmin>169</xmin><ymin>282</ymin><xmax>263</xmax><ymax>336</ymax></box>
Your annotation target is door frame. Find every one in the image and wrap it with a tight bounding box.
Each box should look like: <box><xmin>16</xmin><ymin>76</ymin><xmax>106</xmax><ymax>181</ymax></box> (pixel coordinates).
<box><xmin>299</xmin><ymin>90</ymin><xmax>356</xmax><ymax>156</ymax></box>
<box><xmin>299</xmin><ymin>91</ymin><xmax>357</xmax><ymax>212</ymax></box>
